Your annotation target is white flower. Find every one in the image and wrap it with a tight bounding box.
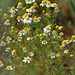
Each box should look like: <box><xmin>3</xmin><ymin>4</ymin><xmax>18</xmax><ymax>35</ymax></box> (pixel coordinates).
<box><xmin>18</xmin><ymin>37</ymin><xmax>22</xmax><ymax>41</ymax></box>
<box><xmin>29</xmin><ymin>52</ymin><xmax>34</xmax><ymax>56</ymax></box>
<box><xmin>46</xmin><ymin>1</ymin><xmax>51</xmax><ymax>8</ymax></box>
<box><xmin>5</xmin><ymin>47</ymin><xmax>11</xmax><ymax>52</ymax></box>
<box><xmin>50</xmin><ymin>3</ymin><xmax>57</xmax><ymax>7</ymax></box>
<box><xmin>6</xmin><ymin>65</ymin><xmax>13</xmax><ymax>70</ymax></box>
<box><xmin>27</xmin><ymin>37</ymin><xmax>33</xmax><ymax>41</ymax></box>
<box><xmin>17</xmin><ymin>2</ymin><xmax>22</xmax><ymax>8</ymax></box>
<box><xmin>10</xmin><ymin>13</ymin><xmax>15</xmax><ymax>17</ymax></box>
<box><xmin>23</xmin><ymin>47</ymin><xmax>27</xmax><ymax>52</ymax></box>
<box><xmin>18</xmin><ymin>30</ymin><xmax>26</xmax><ymax>36</ymax></box>
<box><xmin>6</xmin><ymin>36</ymin><xmax>12</xmax><ymax>41</ymax></box>
<box><xmin>22</xmin><ymin>16</ymin><xmax>32</xmax><ymax>24</ymax></box>
<box><xmin>0</xmin><ymin>41</ymin><xmax>6</xmax><ymax>46</ymax></box>
<box><xmin>64</xmin><ymin>50</ymin><xmax>69</xmax><ymax>54</ymax></box>
<box><xmin>42</xmin><ymin>40</ymin><xmax>48</xmax><ymax>45</ymax></box>
<box><xmin>59</xmin><ymin>32</ymin><xmax>64</xmax><ymax>36</ymax></box>
<box><xmin>43</xmin><ymin>26</ymin><xmax>51</xmax><ymax>33</ymax></box>
<box><xmin>40</xmin><ymin>1</ymin><xmax>46</xmax><ymax>7</ymax></box>
<box><xmin>45</xmin><ymin>13</ymin><xmax>51</xmax><ymax>17</ymax></box>
<box><xmin>4</xmin><ymin>19</ymin><xmax>10</xmax><ymax>26</ymax></box>
<box><xmin>0</xmin><ymin>61</ymin><xmax>4</xmax><ymax>67</ymax></box>
<box><xmin>12</xmin><ymin>50</ymin><xmax>16</xmax><ymax>56</ymax></box>
<box><xmin>25</xmin><ymin>0</ymin><xmax>35</xmax><ymax>4</ymax></box>
<box><xmin>50</xmin><ymin>53</ymin><xmax>55</xmax><ymax>59</ymax></box>
<box><xmin>23</xmin><ymin>57</ymin><xmax>32</xmax><ymax>63</ymax></box>
<box><xmin>9</xmin><ymin>7</ymin><xmax>18</xmax><ymax>13</ymax></box>
<box><xmin>54</xmin><ymin>7</ymin><xmax>59</xmax><ymax>12</ymax></box>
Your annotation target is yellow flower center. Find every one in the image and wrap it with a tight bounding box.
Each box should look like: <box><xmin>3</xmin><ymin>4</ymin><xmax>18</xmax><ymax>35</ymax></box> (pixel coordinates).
<box><xmin>28</xmin><ymin>37</ymin><xmax>31</xmax><ymax>39</ymax></box>
<box><xmin>18</xmin><ymin>37</ymin><xmax>21</xmax><ymax>40</ymax></box>
<box><xmin>17</xmin><ymin>16</ymin><xmax>21</xmax><ymax>19</ymax></box>
<box><xmin>53</xmin><ymin>30</ymin><xmax>56</xmax><ymax>33</ymax></box>
<box><xmin>43</xmin><ymin>40</ymin><xmax>46</xmax><ymax>43</ymax></box>
<box><xmin>27</xmin><ymin>0</ymin><xmax>30</xmax><ymax>2</ymax></box>
<box><xmin>23</xmin><ymin>47</ymin><xmax>26</xmax><ymax>50</ymax></box>
<box><xmin>62</xmin><ymin>40</ymin><xmax>66</xmax><ymax>44</ymax></box>
<box><xmin>50</xmin><ymin>53</ymin><xmax>54</xmax><ymax>56</ymax></box>
<box><xmin>4</xmin><ymin>13</ymin><xmax>7</xmax><ymax>17</ymax></box>
<box><xmin>55</xmin><ymin>7</ymin><xmax>59</xmax><ymax>11</ymax></box>
<box><xmin>1</xmin><ymin>41</ymin><xmax>4</xmax><ymax>44</ymax></box>
<box><xmin>6</xmin><ymin>48</ymin><xmax>9</xmax><ymax>50</ymax></box>
<box><xmin>26</xmin><ymin>17</ymin><xmax>29</xmax><ymax>20</ymax></box>
<box><xmin>30</xmin><ymin>52</ymin><xmax>33</xmax><ymax>54</ymax></box>
<box><xmin>53</xmin><ymin>3</ymin><xmax>56</xmax><ymax>6</ymax></box>
<box><xmin>20</xmin><ymin>30</ymin><xmax>24</xmax><ymax>33</ymax></box>
<box><xmin>34</xmin><ymin>3</ymin><xmax>37</xmax><ymax>6</ymax></box>
<box><xmin>65</xmin><ymin>50</ymin><xmax>68</xmax><ymax>52</ymax></box>
<box><xmin>11</xmin><ymin>13</ymin><xmax>14</xmax><ymax>15</ymax></box>
<box><xmin>46</xmin><ymin>27</ymin><xmax>49</xmax><ymax>30</ymax></box>
<box><xmin>57</xmin><ymin>54</ymin><xmax>60</xmax><ymax>57</ymax></box>
<box><xmin>71</xmin><ymin>35</ymin><xmax>75</xmax><ymax>40</ymax></box>
<box><xmin>40</xmin><ymin>34</ymin><xmax>43</xmax><ymax>36</ymax></box>
<box><xmin>12</xmin><ymin>50</ymin><xmax>16</xmax><ymax>54</ymax></box>
<box><xmin>34</xmin><ymin>17</ymin><xmax>37</xmax><ymax>21</ymax></box>
<box><xmin>0</xmin><ymin>61</ymin><xmax>2</xmax><ymax>64</ymax></box>
<box><xmin>18</xmin><ymin>2</ymin><xmax>22</xmax><ymax>7</ymax></box>
<box><xmin>11</xmin><ymin>7</ymin><xmax>15</xmax><ymax>10</ymax></box>
<box><xmin>26</xmin><ymin>58</ymin><xmax>29</xmax><ymax>60</ymax></box>
<box><xmin>60</xmin><ymin>45</ymin><xmax>64</xmax><ymax>49</ymax></box>
<box><xmin>7</xmin><ymin>36</ymin><xmax>10</xmax><ymax>39</ymax></box>
<box><xmin>7</xmin><ymin>41</ymin><xmax>11</xmax><ymax>44</ymax></box>
<box><xmin>6</xmin><ymin>19</ymin><xmax>10</xmax><ymax>23</ymax></box>
<box><xmin>56</xmin><ymin>25</ymin><xmax>59</xmax><ymax>29</ymax></box>
<box><xmin>47</xmin><ymin>1</ymin><xmax>51</xmax><ymax>5</ymax></box>
<box><xmin>31</xmin><ymin>6</ymin><xmax>34</xmax><ymax>10</ymax></box>
<box><xmin>24</xmin><ymin>13</ymin><xmax>28</xmax><ymax>17</ymax></box>
<box><xmin>66</xmin><ymin>40</ymin><xmax>69</xmax><ymax>42</ymax></box>
<box><xmin>46</xmin><ymin>13</ymin><xmax>49</xmax><ymax>15</ymax></box>
<box><xmin>42</xmin><ymin>1</ymin><xmax>45</xmax><ymax>4</ymax></box>
<box><xmin>7</xmin><ymin>66</ymin><xmax>10</xmax><ymax>69</ymax></box>
<box><xmin>70</xmin><ymin>54</ymin><xmax>73</xmax><ymax>57</ymax></box>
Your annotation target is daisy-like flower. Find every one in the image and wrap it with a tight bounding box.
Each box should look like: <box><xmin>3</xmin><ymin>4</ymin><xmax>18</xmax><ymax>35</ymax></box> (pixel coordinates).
<box><xmin>17</xmin><ymin>2</ymin><xmax>22</xmax><ymax>8</ymax></box>
<box><xmin>11</xmin><ymin>26</ymin><xmax>14</xmax><ymax>30</ymax></box>
<box><xmin>9</xmin><ymin>7</ymin><xmax>17</xmax><ymax>13</ymax></box>
<box><xmin>27</xmin><ymin>37</ymin><xmax>33</xmax><ymax>41</ymax></box>
<box><xmin>59</xmin><ymin>26</ymin><xmax>63</xmax><ymax>30</ymax></box>
<box><xmin>23</xmin><ymin>16</ymin><xmax>32</xmax><ymax>24</ymax></box>
<box><xmin>6</xmin><ymin>36</ymin><xmax>12</xmax><ymax>41</ymax></box>
<box><xmin>24</xmin><ymin>27</ymin><xmax>30</xmax><ymax>33</ymax></box>
<box><xmin>6</xmin><ymin>65</ymin><xmax>13</xmax><ymax>70</ymax></box>
<box><xmin>4</xmin><ymin>13</ymin><xmax>8</xmax><ymax>19</ymax></box>
<box><xmin>42</xmin><ymin>40</ymin><xmax>48</xmax><ymax>45</ymax></box>
<box><xmin>12</xmin><ymin>50</ymin><xmax>16</xmax><ymax>56</ymax></box>
<box><xmin>64</xmin><ymin>49</ymin><xmax>69</xmax><ymax>54</ymax></box>
<box><xmin>46</xmin><ymin>1</ymin><xmax>51</xmax><ymax>8</ymax></box>
<box><xmin>45</xmin><ymin>13</ymin><xmax>50</xmax><ymax>17</ymax></box>
<box><xmin>17</xmin><ymin>16</ymin><xmax>21</xmax><ymax>22</ymax></box>
<box><xmin>50</xmin><ymin>3</ymin><xmax>57</xmax><ymax>7</ymax></box>
<box><xmin>33</xmin><ymin>3</ymin><xmax>38</xmax><ymax>7</ymax></box>
<box><xmin>5</xmin><ymin>47</ymin><xmax>11</xmax><ymax>52</ymax></box>
<box><xmin>23</xmin><ymin>47</ymin><xmax>27</xmax><ymax>52</ymax></box>
<box><xmin>55</xmin><ymin>25</ymin><xmax>59</xmax><ymax>29</ymax></box>
<box><xmin>71</xmin><ymin>35</ymin><xmax>75</xmax><ymax>42</ymax></box>
<box><xmin>50</xmin><ymin>53</ymin><xmax>55</xmax><ymax>59</ymax></box>
<box><xmin>23</xmin><ymin>56</ymin><xmax>32</xmax><ymax>63</ymax></box>
<box><xmin>7</xmin><ymin>41</ymin><xmax>11</xmax><ymax>45</ymax></box>
<box><xmin>0</xmin><ymin>41</ymin><xmax>6</xmax><ymax>46</ymax></box>
<box><xmin>52</xmin><ymin>30</ymin><xmax>56</xmax><ymax>35</ymax></box>
<box><xmin>54</xmin><ymin>7</ymin><xmax>59</xmax><ymax>12</ymax></box>
<box><xmin>56</xmin><ymin>54</ymin><xmax>60</xmax><ymax>57</ymax></box>
<box><xmin>62</xmin><ymin>40</ymin><xmax>66</xmax><ymax>46</ymax></box>
<box><xmin>25</xmin><ymin>0</ymin><xmax>35</xmax><ymax>4</ymax></box>
<box><xmin>0</xmin><ymin>60</ymin><xmax>4</xmax><ymax>67</ymax></box>
<box><xmin>59</xmin><ymin>32</ymin><xmax>64</xmax><ymax>36</ymax></box>
<box><xmin>40</xmin><ymin>1</ymin><xmax>46</xmax><ymax>7</ymax></box>
<box><xmin>60</xmin><ymin>45</ymin><xmax>64</xmax><ymax>50</ymax></box>
<box><xmin>10</xmin><ymin>13</ymin><xmax>15</xmax><ymax>17</ymax></box>
<box><xmin>33</xmin><ymin>16</ymin><xmax>40</xmax><ymax>22</ymax></box>
<box><xmin>29</xmin><ymin>52</ymin><xmax>34</xmax><ymax>56</ymax></box>
<box><xmin>18</xmin><ymin>37</ymin><xmax>22</xmax><ymax>41</ymax></box>
<box><xmin>43</xmin><ymin>26</ymin><xmax>51</xmax><ymax>33</ymax></box>
<box><xmin>22</xmin><ymin>13</ymin><xmax>28</xmax><ymax>19</ymax></box>
<box><xmin>18</xmin><ymin>30</ymin><xmax>26</xmax><ymax>36</ymax></box>
<box><xmin>4</xmin><ymin>19</ymin><xmax>10</xmax><ymax>26</ymax></box>
<box><xmin>66</xmin><ymin>40</ymin><xmax>69</xmax><ymax>44</ymax></box>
